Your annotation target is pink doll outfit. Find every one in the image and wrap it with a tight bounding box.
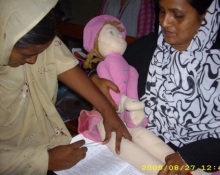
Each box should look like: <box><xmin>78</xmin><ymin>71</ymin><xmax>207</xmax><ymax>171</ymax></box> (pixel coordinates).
<box><xmin>78</xmin><ymin>110</ymin><xmax>103</xmax><ymax>142</ymax></box>
<box><xmin>78</xmin><ymin>15</ymin><xmax>147</xmax><ymax>141</ymax></box>
<box><xmin>97</xmin><ymin>52</ymin><xmax>147</xmax><ymax>128</ymax></box>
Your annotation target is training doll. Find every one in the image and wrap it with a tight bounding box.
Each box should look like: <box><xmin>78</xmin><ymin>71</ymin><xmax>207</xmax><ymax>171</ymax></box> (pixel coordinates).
<box><xmin>82</xmin><ymin>14</ymin><xmax>147</xmax><ymax>128</ymax></box>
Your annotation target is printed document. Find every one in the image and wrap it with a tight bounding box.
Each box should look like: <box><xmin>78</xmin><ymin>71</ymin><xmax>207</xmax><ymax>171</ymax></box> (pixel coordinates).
<box><xmin>55</xmin><ymin>134</ymin><xmax>144</xmax><ymax>175</ymax></box>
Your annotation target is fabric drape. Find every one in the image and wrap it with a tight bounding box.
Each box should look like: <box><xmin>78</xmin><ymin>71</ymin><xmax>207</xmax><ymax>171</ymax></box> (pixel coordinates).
<box><xmin>97</xmin><ymin>0</ymin><xmax>142</xmax><ymax>37</ymax></box>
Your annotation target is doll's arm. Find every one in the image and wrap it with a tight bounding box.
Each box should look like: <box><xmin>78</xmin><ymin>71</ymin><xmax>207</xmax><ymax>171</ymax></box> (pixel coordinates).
<box><xmin>97</xmin><ymin>61</ymin><xmax>124</xmax><ymax>105</ymax></box>
<box><xmin>97</xmin><ymin>55</ymin><xmax>129</xmax><ymax>94</ymax></box>
<box><xmin>96</xmin><ymin>61</ymin><xmax>114</xmax><ymax>84</ymax></box>
<box><xmin>126</xmin><ymin>65</ymin><xmax>139</xmax><ymax>99</ymax></box>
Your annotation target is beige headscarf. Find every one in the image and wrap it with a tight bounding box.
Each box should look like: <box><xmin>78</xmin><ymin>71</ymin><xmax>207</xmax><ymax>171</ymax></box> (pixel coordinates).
<box><xmin>0</xmin><ymin>0</ymin><xmax>78</xmax><ymax>174</ymax></box>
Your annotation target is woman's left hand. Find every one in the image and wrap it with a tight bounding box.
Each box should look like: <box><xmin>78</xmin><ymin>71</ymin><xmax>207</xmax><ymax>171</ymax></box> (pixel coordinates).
<box><xmin>101</xmin><ymin>110</ymin><xmax>132</xmax><ymax>155</ymax></box>
<box><xmin>90</xmin><ymin>73</ymin><xmax>132</xmax><ymax>153</ymax></box>
<box><xmin>158</xmin><ymin>153</ymin><xmax>191</xmax><ymax>175</ymax></box>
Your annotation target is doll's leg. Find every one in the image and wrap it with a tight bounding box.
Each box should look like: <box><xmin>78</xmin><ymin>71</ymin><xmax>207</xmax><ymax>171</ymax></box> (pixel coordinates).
<box><xmin>97</xmin><ymin>121</ymin><xmax>164</xmax><ymax>175</ymax></box>
<box><xmin>129</xmin><ymin>127</ymin><xmax>174</xmax><ymax>162</ymax></box>
<box><xmin>128</xmin><ymin>127</ymin><xmax>210</xmax><ymax>175</ymax></box>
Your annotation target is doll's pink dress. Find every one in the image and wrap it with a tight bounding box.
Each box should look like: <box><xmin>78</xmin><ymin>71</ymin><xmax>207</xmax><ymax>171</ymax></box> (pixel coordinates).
<box><xmin>78</xmin><ymin>53</ymin><xmax>147</xmax><ymax>142</ymax></box>
<box><xmin>97</xmin><ymin>53</ymin><xmax>139</xmax><ymax>104</ymax></box>
<box><xmin>97</xmin><ymin>52</ymin><xmax>147</xmax><ymax>128</ymax></box>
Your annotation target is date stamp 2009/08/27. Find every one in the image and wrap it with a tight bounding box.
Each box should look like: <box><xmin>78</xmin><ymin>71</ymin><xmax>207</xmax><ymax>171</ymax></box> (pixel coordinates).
<box><xmin>141</xmin><ymin>165</ymin><xmax>196</xmax><ymax>171</ymax></box>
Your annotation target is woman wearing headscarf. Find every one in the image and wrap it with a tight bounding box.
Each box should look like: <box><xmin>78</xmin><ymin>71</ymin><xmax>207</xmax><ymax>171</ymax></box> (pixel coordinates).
<box><xmin>91</xmin><ymin>0</ymin><xmax>220</xmax><ymax>174</ymax></box>
<box><xmin>0</xmin><ymin>0</ymin><xmax>132</xmax><ymax>174</ymax></box>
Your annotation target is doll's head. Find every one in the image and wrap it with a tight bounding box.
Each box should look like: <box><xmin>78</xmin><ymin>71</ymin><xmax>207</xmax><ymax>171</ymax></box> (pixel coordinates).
<box><xmin>83</xmin><ymin>15</ymin><xmax>127</xmax><ymax>69</ymax></box>
<box><xmin>98</xmin><ymin>22</ymin><xmax>127</xmax><ymax>56</ymax></box>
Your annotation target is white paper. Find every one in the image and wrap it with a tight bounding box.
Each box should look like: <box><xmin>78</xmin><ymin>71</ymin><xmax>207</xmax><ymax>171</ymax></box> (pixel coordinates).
<box><xmin>55</xmin><ymin>134</ymin><xmax>144</xmax><ymax>175</ymax></box>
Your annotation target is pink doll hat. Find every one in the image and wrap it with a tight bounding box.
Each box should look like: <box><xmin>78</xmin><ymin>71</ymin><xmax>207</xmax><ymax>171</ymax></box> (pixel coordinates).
<box><xmin>83</xmin><ymin>14</ymin><xmax>127</xmax><ymax>53</ymax></box>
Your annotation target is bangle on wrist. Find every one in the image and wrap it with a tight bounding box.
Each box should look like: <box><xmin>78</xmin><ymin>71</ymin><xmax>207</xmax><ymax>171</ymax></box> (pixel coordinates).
<box><xmin>88</xmin><ymin>69</ymin><xmax>97</xmax><ymax>77</ymax></box>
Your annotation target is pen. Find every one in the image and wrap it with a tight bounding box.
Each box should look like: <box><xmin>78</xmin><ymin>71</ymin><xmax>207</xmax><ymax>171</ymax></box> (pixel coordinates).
<box><xmin>81</xmin><ymin>142</ymin><xmax>103</xmax><ymax>148</ymax></box>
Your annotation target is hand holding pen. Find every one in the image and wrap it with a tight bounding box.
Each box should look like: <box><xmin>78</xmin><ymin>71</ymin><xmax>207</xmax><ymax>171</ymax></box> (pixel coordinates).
<box><xmin>81</xmin><ymin>141</ymin><xmax>103</xmax><ymax>148</ymax></box>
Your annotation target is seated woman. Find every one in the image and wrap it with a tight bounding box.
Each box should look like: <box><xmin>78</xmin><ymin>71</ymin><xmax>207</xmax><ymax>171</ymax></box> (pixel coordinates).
<box><xmin>90</xmin><ymin>0</ymin><xmax>220</xmax><ymax>174</ymax></box>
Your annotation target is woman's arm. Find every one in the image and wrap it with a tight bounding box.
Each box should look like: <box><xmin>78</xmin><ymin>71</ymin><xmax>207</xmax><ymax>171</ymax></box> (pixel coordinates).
<box><xmin>90</xmin><ymin>74</ymin><xmax>119</xmax><ymax>110</ymax></box>
<box><xmin>158</xmin><ymin>138</ymin><xmax>220</xmax><ymax>175</ymax></box>
<box><xmin>58</xmin><ymin>65</ymin><xmax>132</xmax><ymax>154</ymax></box>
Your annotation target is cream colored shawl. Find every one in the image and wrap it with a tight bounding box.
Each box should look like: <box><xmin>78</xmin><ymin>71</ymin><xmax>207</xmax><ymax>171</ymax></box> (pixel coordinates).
<box><xmin>0</xmin><ymin>0</ymin><xmax>78</xmax><ymax>174</ymax></box>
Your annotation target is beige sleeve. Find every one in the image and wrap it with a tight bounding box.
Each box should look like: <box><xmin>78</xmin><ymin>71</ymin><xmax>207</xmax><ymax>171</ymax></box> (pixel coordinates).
<box><xmin>52</xmin><ymin>36</ymin><xmax>79</xmax><ymax>75</ymax></box>
<box><xmin>0</xmin><ymin>144</ymin><xmax>49</xmax><ymax>175</ymax></box>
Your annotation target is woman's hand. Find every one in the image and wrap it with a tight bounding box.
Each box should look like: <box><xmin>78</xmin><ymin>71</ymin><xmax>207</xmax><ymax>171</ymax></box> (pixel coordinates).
<box><xmin>90</xmin><ymin>74</ymin><xmax>132</xmax><ymax>153</ymax></box>
<box><xmin>158</xmin><ymin>152</ymin><xmax>191</xmax><ymax>175</ymax></box>
<box><xmin>90</xmin><ymin>74</ymin><xmax>132</xmax><ymax>154</ymax></box>
<box><xmin>101</xmin><ymin>109</ymin><xmax>132</xmax><ymax>155</ymax></box>
<box><xmin>90</xmin><ymin>74</ymin><xmax>119</xmax><ymax>110</ymax></box>
<box><xmin>48</xmin><ymin>140</ymin><xmax>87</xmax><ymax>171</ymax></box>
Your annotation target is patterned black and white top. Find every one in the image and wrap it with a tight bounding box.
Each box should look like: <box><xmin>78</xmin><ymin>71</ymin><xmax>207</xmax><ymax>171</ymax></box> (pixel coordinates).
<box><xmin>141</xmin><ymin>0</ymin><xmax>220</xmax><ymax>147</ymax></box>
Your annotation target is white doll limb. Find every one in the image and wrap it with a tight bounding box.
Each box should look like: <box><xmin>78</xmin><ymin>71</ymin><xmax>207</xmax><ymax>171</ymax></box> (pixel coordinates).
<box><xmin>117</xmin><ymin>95</ymin><xmax>128</xmax><ymax>113</ymax></box>
<box><xmin>117</xmin><ymin>95</ymin><xmax>145</xmax><ymax>113</ymax></box>
<box><xmin>129</xmin><ymin>110</ymin><xmax>145</xmax><ymax>126</ymax></box>
<box><xmin>97</xmin><ymin>121</ymin><xmax>164</xmax><ymax>175</ymax></box>
<box><xmin>124</xmin><ymin>96</ymin><xmax>145</xmax><ymax>111</ymax></box>
<box><xmin>128</xmin><ymin>127</ymin><xmax>174</xmax><ymax>161</ymax></box>
<box><xmin>97</xmin><ymin>121</ymin><xmax>208</xmax><ymax>175</ymax></box>
<box><xmin>128</xmin><ymin>127</ymin><xmax>209</xmax><ymax>175</ymax></box>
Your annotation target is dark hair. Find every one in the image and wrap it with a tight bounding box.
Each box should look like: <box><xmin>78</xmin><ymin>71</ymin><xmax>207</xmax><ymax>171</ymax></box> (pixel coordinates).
<box><xmin>15</xmin><ymin>9</ymin><xmax>56</xmax><ymax>48</ymax></box>
<box><xmin>188</xmin><ymin>0</ymin><xmax>214</xmax><ymax>15</ymax></box>
<box><xmin>155</xmin><ymin>0</ymin><xmax>214</xmax><ymax>15</ymax></box>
